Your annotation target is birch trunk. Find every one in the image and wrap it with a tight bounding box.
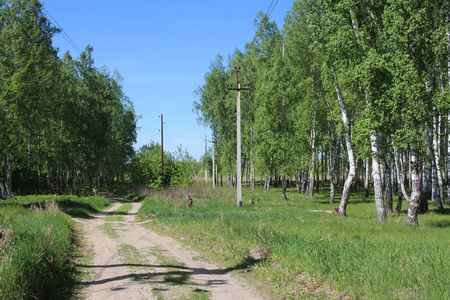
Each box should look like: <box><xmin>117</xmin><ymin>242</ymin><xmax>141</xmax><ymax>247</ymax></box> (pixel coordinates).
<box><xmin>393</xmin><ymin>147</ymin><xmax>406</xmax><ymax>212</ymax></box>
<box><xmin>250</xmin><ymin>151</ymin><xmax>255</xmax><ymax>191</ymax></box>
<box><xmin>329</xmin><ymin>136</ymin><xmax>339</xmax><ymax>204</ymax></box>
<box><xmin>281</xmin><ymin>175</ymin><xmax>288</xmax><ymax>201</ymax></box>
<box><xmin>421</xmin><ymin>121</ymin><xmax>432</xmax><ymax>206</ymax></box>
<box><xmin>1</xmin><ymin>152</ymin><xmax>14</xmax><ymax>199</ymax></box>
<box><xmin>321</xmin><ymin>150</ymin><xmax>326</xmax><ymax>190</ymax></box>
<box><xmin>27</xmin><ymin>131</ymin><xmax>32</xmax><ymax>171</ymax></box>
<box><xmin>384</xmin><ymin>160</ymin><xmax>393</xmax><ymax>214</ymax></box>
<box><xmin>264</xmin><ymin>174</ymin><xmax>271</xmax><ymax>191</ymax></box>
<box><xmin>333</xmin><ymin>71</ymin><xmax>356</xmax><ymax>217</ymax></box>
<box><xmin>37</xmin><ymin>131</ymin><xmax>42</xmax><ymax>191</ymax></box>
<box><xmin>370</xmin><ymin>131</ymin><xmax>386</xmax><ymax>221</ymax></box>
<box><xmin>392</xmin><ymin>155</ymin><xmax>403</xmax><ymax>212</ymax></box>
<box><xmin>433</xmin><ymin>113</ymin><xmax>445</xmax><ymax>208</ymax></box>
<box><xmin>364</xmin><ymin>157</ymin><xmax>370</xmax><ymax>198</ymax></box>
<box><xmin>406</xmin><ymin>145</ymin><xmax>421</xmax><ymax>226</ymax></box>
<box><xmin>296</xmin><ymin>172</ymin><xmax>301</xmax><ymax>194</ymax></box>
<box><xmin>394</xmin><ymin>144</ymin><xmax>420</xmax><ymax>226</ymax></box>
<box><xmin>424</xmin><ymin>121</ymin><xmax>441</xmax><ymax>210</ymax></box>
<box><xmin>446</xmin><ymin>0</ymin><xmax>450</xmax><ymax>206</ymax></box>
<box><xmin>430</xmin><ymin>130</ymin><xmax>443</xmax><ymax>209</ymax></box>
<box><xmin>448</xmin><ymin>113</ymin><xmax>450</xmax><ymax>205</ymax></box>
<box><xmin>307</xmin><ymin>127</ymin><xmax>316</xmax><ymax>197</ymax></box>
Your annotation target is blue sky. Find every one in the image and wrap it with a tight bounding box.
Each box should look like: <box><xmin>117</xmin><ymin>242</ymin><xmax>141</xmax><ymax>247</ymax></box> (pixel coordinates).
<box><xmin>43</xmin><ymin>0</ymin><xmax>293</xmax><ymax>160</ymax></box>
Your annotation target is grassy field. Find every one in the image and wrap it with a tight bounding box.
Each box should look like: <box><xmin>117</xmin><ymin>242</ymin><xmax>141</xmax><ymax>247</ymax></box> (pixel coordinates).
<box><xmin>0</xmin><ymin>194</ymin><xmax>110</xmax><ymax>299</ymax></box>
<box><xmin>0</xmin><ymin>185</ymin><xmax>448</xmax><ymax>299</ymax></box>
<box><xmin>136</xmin><ymin>183</ymin><xmax>450</xmax><ymax>299</ymax></box>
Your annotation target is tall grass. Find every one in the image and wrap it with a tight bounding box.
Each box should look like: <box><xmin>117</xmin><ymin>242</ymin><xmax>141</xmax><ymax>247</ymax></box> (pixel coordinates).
<box><xmin>136</xmin><ymin>183</ymin><xmax>450</xmax><ymax>299</ymax></box>
<box><xmin>0</xmin><ymin>195</ymin><xmax>110</xmax><ymax>299</ymax></box>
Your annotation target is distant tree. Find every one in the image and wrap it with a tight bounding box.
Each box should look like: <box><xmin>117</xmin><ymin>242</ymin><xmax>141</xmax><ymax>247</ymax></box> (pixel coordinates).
<box><xmin>131</xmin><ymin>142</ymin><xmax>194</xmax><ymax>188</ymax></box>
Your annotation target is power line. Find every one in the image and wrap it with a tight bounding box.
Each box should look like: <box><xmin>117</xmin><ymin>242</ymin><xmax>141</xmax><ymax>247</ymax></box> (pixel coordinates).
<box><xmin>133</xmin><ymin>104</ymin><xmax>159</xmax><ymax>121</ymax></box>
<box><xmin>42</xmin><ymin>6</ymin><xmax>83</xmax><ymax>55</ymax></box>
<box><xmin>266</xmin><ymin>0</ymin><xmax>279</xmax><ymax>19</ymax></box>
<box><xmin>266</xmin><ymin>0</ymin><xmax>276</xmax><ymax>16</ymax></box>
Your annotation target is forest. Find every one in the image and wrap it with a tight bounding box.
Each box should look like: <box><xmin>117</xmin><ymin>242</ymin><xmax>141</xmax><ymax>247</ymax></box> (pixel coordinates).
<box><xmin>0</xmin><ymin>0</ymin><xmax>138</xmax><ymax>197</ymax></box>
<box><xmin>194</xmin><ymin>0</ymin><xmax>450</xmax><ymax>226</ymax></box>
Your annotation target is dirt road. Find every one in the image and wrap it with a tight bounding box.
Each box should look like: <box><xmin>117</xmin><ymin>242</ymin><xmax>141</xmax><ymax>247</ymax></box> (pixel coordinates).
<box><xmin>77</xmin><ymin>200</ymin><xmax>267</xmax><ymax>300</ymax></box>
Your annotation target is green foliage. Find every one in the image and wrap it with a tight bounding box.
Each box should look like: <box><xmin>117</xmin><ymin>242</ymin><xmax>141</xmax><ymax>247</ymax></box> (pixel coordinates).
<box><xmin>171</xmin><ymin>145</ymin><xmax>196</xmax><ymax>188</ymax></box>
<box><xmin>136</xmin><ymin>184</ymin><xmax>450</xmax><ymax>299</ymax></box>
<box><xmin>0</xmin><ymin>0</ymin><xmax>138</xmax><ymax>196</ymax></box>
<box><xmin>195</xmin><ymin>0</ymin><xmax>450</xmax><ymax>225</ymax></box>
<box><xmin>194</xmin><ymin>54</ymin><xmax>236</xmax><ymax>177</ymax></box>
<box><xmin>131</xmin><ymin>142</ymin><xmax>195</xmax><ymax>188</ymax></box>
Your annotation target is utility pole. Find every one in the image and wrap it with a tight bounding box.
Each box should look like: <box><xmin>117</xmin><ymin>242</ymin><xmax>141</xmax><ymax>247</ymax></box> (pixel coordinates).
<box><xmin>227</xmin><ymin>66</ymin><xmax>249</xmax><ymax>207</ymax></box>
<box><xmin>208</xmin><ymin>138</ymin><xmax>216</xmax><ymax>189</ymax></box>
<box><xmin>203</xmin><ymin>135</ymin><xmax>208</xmax><ymax>182</ymax></box>
<box><xmin>160</xmin><ymin>114</ymin><xmax>164</xmax><ymax>181</ymax></box>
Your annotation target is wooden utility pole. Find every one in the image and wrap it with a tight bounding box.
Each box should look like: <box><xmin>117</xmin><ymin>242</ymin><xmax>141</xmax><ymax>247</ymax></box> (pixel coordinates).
<box><xmin>227</xmin><ymin>66</ymin><xmax>249</xmax><ymax>207</ymax></box>
<box><xmin>204</xmin><ymin>135</ymin><xmax>208</xmax><ymax>182</ymax></box>
<box><xmin>160</xmin><ymin>114</ymin><xmax>164</xmax><ymax>180</ymax></box>
<box><xmin>209</xmin><ymin>138</ymin><xmax>216</xmax><ymax>189</ymax></box>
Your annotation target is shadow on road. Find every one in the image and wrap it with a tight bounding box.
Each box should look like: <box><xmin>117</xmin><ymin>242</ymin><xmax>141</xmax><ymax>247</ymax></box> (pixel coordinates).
<box><xmin>78</xmin><ymin>257</ymin><xmax>264</xmax><ymax>288</ymax></box>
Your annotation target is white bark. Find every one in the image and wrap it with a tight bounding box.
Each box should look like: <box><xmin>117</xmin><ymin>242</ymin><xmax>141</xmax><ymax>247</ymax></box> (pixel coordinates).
<box><xmin>433</xmin><ymin>113</ymin><xmax>445</xmax><ymax>208</ymax></box>
<box><xmin>394</xmin><ymin>144</ymin><xmax>420</xmax><ymax>226</ymax></box>
<box><xmin>448</xmin><ymin>113</ymin><xmax>450</xmax><ymax>205</ymax></box>
<box><xmin>364</xmin><ymin>158</ymin><xmax>370</xmax><ymax>198</ymax></box>
<box><xmin>329</xmin><ymin>136</ymin><xmax>339</xmax><ymax>204</ymax></box>
<box><xmin>422</xmin><ymin>122</ymin><xmax>432</xmax><ymax>203</ymax></box>
<box><xmin>333</xmin><ymin>72</ymin><xmax>356</xmax><ymax>216</ymax></box>
<box><xmin>307</xmin><ymin>126</ymin><xmax>316</xmax><ymax>197</ymax></box>
<box><xmin>446</xmin><ymin>1</ymin><xmax>450</xmax><ymax>206</ymax></box>
<box><xmin>406</xmin><ymin>146</ymin><xmax>421</xmax><ymax>226</ymax></box>
<box><xmin>393</xmin><ymin>147</ymin><xmax>410</xmax><ymax>204</ymax></box>
<box><xmin>370</xmin><ymin>131</ymin><xmax>386</xmax><ymax>221</ymax></box>
<box><xmin>392</xmin><ymin>155</ymin><xmax>403</xmax><ymax>212</ymax></box>
<box><xmin>428</xmin><ymin>120</ymin><xmax>443</xmax><ymax>209</ymax></box>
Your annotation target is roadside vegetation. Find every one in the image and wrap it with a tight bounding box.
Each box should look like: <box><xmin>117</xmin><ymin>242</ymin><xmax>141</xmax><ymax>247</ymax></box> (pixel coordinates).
<box><xmin>136</xmin><ymin>183</ymin><xmax>450</xmax><ymax>300</ymax></box>
<box><xmin>1</xmin><ymin>182</ymin><xmax>448</xmax><ymax>299</ymax></box>
<box><xmin>0</xmin><ymin>195</ymin><xmax>110</xmax><ymax>299</ymax></box>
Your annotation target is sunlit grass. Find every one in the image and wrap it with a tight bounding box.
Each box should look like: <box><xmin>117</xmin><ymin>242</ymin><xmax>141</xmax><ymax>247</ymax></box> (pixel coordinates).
<box><xmin>136</xmin><ymin>182</ymin><xmax>450</xmax><ymax>299</ymax></box>
<box><xmin>0</xmin><ymin>194</ymin><xmax>110</xmax><ymax>299</ymax></box>
<box><xmin>105</xmin><ymin>202</ymin><xmax>133</xmax><ymax>221</ymax></box>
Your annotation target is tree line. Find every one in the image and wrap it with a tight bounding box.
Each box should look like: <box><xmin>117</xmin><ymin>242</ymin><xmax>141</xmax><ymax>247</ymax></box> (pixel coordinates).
<box><xmin>0</xmin><ymin>0</ymin><xmax>138</xmax><ymax>197</ymax></box>
<box><xmin>194</xmin><ymin>0</ymin><xmax>450</xmax><ymax>225</ymax></box>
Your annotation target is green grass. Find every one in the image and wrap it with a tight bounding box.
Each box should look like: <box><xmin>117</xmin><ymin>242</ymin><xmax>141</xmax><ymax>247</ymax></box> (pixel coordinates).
<box><xmin>99</xmin><ymin>222</ymin><xmax>120</xmax><ymax>239</ymax></box>
<box><xmin>0</xmin><ymin>194</ymin><xmax>111</xmax><ymax>299</ymax></box>
<box><xmin>178</xmin><ymin>289</ymin><xmax>210</xmax><ymax>300</ymax></box>
<box><xmin>136</xmin><ymin>183</ymin><xmax>450</xmax><ymax>299</ymax></box>
<box><xmin>144</xmin><ymin>246</ymin><xmax>197</xmax><ymax>298</ymax></box>
<box><xmin>1</xmin><ymin>194</ymin><xmax>111</xmax><ymax>218</ymax></box>
<box><xmin>105</xmin><ymin>202</ymin><xmax>133</xmax><ymax>221</ymax></box>
<box><xmin>118</xmin><ymin>244</ymin><xmax>149</xmax><ymax>265</ymax></box>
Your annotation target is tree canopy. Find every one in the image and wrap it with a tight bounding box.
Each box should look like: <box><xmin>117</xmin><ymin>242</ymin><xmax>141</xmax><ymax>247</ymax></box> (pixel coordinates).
<box><xmin>0</xmin><ymin>0</ymin><xmax>138</xmax><ymax>196</ymax></box>
<box><xmin>194</xmin><ymin>0</ymin><xmax>450</xmax><ymax>225</ymax></box>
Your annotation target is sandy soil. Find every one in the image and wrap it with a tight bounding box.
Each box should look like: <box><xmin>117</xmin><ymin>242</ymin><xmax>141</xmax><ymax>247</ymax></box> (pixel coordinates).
<box><xmin>76</xmin><ymin>200</ymin><xmax>268</xmax><ymax>300</ymax></box>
